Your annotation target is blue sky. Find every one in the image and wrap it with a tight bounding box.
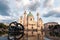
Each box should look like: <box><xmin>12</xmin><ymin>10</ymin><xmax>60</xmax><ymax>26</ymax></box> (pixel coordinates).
<box><xmin>0</xmin><ymin>0</ymin><xmax>60</xmax><ymax>24</ymax></box>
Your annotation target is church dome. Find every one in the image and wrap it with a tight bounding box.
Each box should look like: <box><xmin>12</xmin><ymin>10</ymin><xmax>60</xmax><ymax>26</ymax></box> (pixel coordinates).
<box><xmin>27</xmin><ymin>12</ymin><xmax>33</xmax><ymax>17</ymax></box>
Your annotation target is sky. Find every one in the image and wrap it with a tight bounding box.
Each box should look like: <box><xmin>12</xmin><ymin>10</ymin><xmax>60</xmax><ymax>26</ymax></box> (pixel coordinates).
<box><xmin>0</xmin><ymin>0</ymin><xmax>60</xmax><ymax>24</ymax></box>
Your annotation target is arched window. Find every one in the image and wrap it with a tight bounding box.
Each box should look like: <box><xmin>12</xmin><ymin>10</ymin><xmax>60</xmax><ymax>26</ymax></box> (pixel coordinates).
<box><xmin>30</xmin><ymin>18</ymin><xmax>32</xmax><ymax>21</ymax></box>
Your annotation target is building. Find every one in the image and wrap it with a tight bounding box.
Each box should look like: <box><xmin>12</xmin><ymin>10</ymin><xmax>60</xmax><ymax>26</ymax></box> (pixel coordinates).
<box><xmin>44</xmin><ymin>22</ymin><xmax>59</xmax><ymax>30</ymax></box>
<box><xmin>19</xmin><ymin>11</ymin><xmax>44</xmax><ymax>30</ymax></box>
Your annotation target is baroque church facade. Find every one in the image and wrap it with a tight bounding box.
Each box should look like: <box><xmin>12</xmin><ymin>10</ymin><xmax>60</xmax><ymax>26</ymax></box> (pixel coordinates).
<box><xmin>19</xmin><ymin>11</ymin><xmax>44</xmax><ymax>30</ymax></box>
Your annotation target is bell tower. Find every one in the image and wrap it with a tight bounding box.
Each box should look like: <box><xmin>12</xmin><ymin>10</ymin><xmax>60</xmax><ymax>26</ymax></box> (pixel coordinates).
<box><xmin>37</xmin><ymin>12</ymin><xmax>39</xmax><ymax>27</ymax></box>
<box><xmin>20</xmin><ymin>16</ymin><xmax>23</xmax><ymax>24</ymax></box>
<box><xmin>23</xmin><ymin>11</ymin><xmax>27</xmax><ymax>26</ymax></box>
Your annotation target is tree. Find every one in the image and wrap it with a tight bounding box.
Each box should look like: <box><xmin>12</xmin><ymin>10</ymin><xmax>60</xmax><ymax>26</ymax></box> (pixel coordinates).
<box><xmin>49</xmin><ymin>25</ymin><xmax>53</xmax><ymax>30</ymax></box>
<box><xmin>0</xmin><ymin>23</ymin><xmax>8</xmax><ymax>29</ymax></box>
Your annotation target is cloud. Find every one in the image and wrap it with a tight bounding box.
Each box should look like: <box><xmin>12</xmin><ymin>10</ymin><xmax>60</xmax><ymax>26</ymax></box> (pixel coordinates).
<box><xmin>16</xmin><ymin>0</ymin><xmax>40</xmax><ymax>11</ymax></box>
<box><xmin>28</xmin><ymin>2</ymin><xmax>40</xmax><ymax>11</ymax></box>
<box><xmin>0</xmin><ymin>0</ymin><xmax>10</xmax><ymax>16</ymax></box>
<box><xmin>43</xmin><ymin>7</ymin><xmax>60</xmax><ymax>17</ymax></box>
<box><xmin>0</xmin><ymin>15</ymin><xmax>17</xmax><ymax>23</ymax></box>
<box><xmin>43</xmin><ymin>11</ymin><xmax>60</xmax><ymax>17</ymax></box>
<box><xmin>0</xmin><ymin>20</ymin><xmax>14</xmax><ymax>24</ymax></box>
<box><xmin>43</xmin><ymin>0</ymin><xmax>54</xmax><ymax>8</ymax></box>
<box><xmin>26</xmin><ymin>1</ymin><xmax>40</xmax><ymax>11</ymax></box>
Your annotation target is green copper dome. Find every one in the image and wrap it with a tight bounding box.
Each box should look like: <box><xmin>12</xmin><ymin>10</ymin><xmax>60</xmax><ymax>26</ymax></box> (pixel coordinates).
<box><xmin>27</xmin><ymin>12</ymin><xmax>33</xmax><ymax>16</ymax></box>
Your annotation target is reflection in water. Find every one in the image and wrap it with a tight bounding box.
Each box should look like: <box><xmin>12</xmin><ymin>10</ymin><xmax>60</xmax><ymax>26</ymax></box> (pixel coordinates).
<box><xmin>45</xmin><ymin>31</ymin><xmax>60</xmax><ymax>40</ymax></box>
<box><xmin>20</xmin><ymin>31</ymin><xmax>45</xmax><ymax>40</ymax></box>
<box><xmin>20</xmin><ymin>31</ymin><xmax>60</xmax><ymax>40</ymax></box>
<box><xmin>49</xmin><ymin>31</ymin><xmax>60</xmax><ymax>37</ymax></box>
<box><xmin>0</xmin><ymin>31</ymin><xmax>60</xmax><ymax>40</ymax></box>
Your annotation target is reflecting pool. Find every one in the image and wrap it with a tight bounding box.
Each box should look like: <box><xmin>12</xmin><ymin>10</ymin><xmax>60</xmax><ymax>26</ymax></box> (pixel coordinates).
<box><xmin>0</xmin><ymin>31</ymin><xmax>60</xmax><ymax>40</ymax></box>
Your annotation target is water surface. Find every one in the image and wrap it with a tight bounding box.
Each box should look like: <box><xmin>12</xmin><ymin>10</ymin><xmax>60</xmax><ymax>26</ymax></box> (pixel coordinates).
<box><xmin>0</xmin><ymin>31</ymin><xmax>60</xmax><ymax>40</ymax></box>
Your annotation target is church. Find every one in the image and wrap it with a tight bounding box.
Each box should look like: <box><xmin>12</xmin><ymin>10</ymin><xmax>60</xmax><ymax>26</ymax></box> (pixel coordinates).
<box><xmin>19</xmin><ymin>11</ymin><xmax>44</xmax><ymax>30</ymax></box>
